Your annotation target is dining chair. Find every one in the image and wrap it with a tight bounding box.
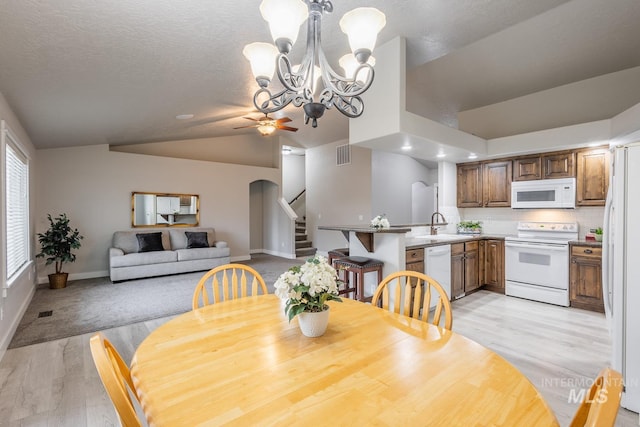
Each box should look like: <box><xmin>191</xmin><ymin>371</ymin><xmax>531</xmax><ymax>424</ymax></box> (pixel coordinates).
<box><xmin>89</xmin><ymin>333</ymin><xmax>143</xmax><ymax>427</ymax></box>
<box><xmin>569</xmin><ymin>367</ymin><xmax>623</xmax><ymax>427</ymax></box>
<box><xmin>192</xmin><ymin>263</ymin><xmax>268</xmax><ymax>310</ymax></box>
<box><xmin>371</xmin><ymin>270</ymin><xmax>453</xmax><ymax>330</ymax></box>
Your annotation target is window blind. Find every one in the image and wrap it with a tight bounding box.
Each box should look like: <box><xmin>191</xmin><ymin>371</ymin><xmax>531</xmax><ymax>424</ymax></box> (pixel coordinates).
<box><xmin>6</xmin><ymin>141</ymin><xmax>29</xmax><ymax>280</ymax></box>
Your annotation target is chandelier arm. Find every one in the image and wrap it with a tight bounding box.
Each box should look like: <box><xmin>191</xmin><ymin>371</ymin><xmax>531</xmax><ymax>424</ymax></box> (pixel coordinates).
<box><xmin>331</xmin><ymin>93</ymin><xmax>365</xmax><ymax>118</ymax></box>
<box><xmin>253</xmin><ymin>87</ymin><xmax>295</xmax><ymax>114</ymax></box>
<box><xmin>317</xmin><ymin>47</ymin><xmax>375</xmax><ymax>98</ymax></box>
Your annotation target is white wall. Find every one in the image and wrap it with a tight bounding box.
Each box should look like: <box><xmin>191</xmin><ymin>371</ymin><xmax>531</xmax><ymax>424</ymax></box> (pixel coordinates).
<box><xmin>306</xmin><ymin>140</ymin><xmax>372</xmax><ymax>254</ymax></box>
<box><xmin>282</xmin><ymin>153</ymin><xmax>305</xmax><ymax>218</ymax></box>
<box><xmin>371</xmin><ymin>151</ymin><xmax>436</xmax><ymax>224</ymax></box>
<box><xmin>0</xmin><ymin>92</ymin><xmax>37</xmax><ymax>354</ymax></box>
<box><xmin>34</xmin><ymin>145</ymin><xmax>282</xmax><ymax>282</ymax></box>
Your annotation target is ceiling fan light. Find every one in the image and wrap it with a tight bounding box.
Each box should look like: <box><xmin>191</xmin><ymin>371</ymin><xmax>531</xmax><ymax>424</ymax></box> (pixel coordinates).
<box><xmin>339</xmin><ymin>54</ymin><xmax>375</xmax><ymax>82</ymax></box>
<box><xmin>339</xmin><ymin>7</ymin><xmax>386</xmax><ymax>63</ymax></box>
<box><xmin>243</xmin><ymin>42</ymin><xmax>279</xmax><ymax>85</ymax></box>
<box><xmin>260</xmin><ymin>0</ymin><xmax>308</xmax><ymax>53</ymax></box>
<box><xmin>257</xmin><ymin>123</ymin><xmax>277</xmax><ymax>136</ymax></box>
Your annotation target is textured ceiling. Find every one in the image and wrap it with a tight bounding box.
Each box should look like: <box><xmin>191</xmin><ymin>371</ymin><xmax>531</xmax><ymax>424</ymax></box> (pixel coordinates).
<box><xmin>0</xmin><ymin>0</ymin><xmax>637</xmax><ymax>150</ymax></box>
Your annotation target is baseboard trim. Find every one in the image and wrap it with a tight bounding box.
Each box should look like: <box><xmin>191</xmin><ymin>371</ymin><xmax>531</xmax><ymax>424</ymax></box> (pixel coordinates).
<box><xmin>230</xmin><ymin>255</ymin><xmax>251</xmax><ymax>262</ymax></box>
<box><xmin>37</xmin><ymin>270</ymin><xmax>109</xmax><ymax>285</ymax></box>
<box><xmin>260</xmin><ymin>249</ymin><xmax>297</xmax><ymax>260</ymax></box>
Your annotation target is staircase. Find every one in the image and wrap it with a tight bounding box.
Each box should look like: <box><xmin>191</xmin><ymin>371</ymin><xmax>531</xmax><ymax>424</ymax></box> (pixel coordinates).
<box><xmin>295</xmin><ymin>220</ymin><xmax>317</xmax><ymax>258</ymax></box>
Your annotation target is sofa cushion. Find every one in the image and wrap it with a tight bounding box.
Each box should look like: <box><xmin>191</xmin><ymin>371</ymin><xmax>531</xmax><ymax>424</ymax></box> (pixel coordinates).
<box><xmin>169</xmin><ymin>228</ymin><xmax>216</xmax><ymax>250</ymax></box>
<box><xmin>113</xmin><ymin>229</ymin><xmax>170</xmax><ymax>254</ymax></box>
<box><xmin>176</xmin><ymin>247</ymin><xmax>230</xmax><ymax>262</ymax></box>
<box><xmin>185</xmin><ymin>231</ymin><xmax>209</xmax><ymax>249</ymax></box>
<box><xmin>137</xmin><ymin>232</ymin><xmax>164</xmax><ymax>252</ymax></box>
<box><xmin>110</xmin><ymin>250</ymin><xmax>178</xmax><ymax>268</ymax></box>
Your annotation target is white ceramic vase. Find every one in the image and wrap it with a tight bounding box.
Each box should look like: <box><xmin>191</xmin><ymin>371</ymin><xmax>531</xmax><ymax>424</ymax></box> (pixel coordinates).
<box><xmin>297</xmin><ymin>307</ymin><xmax>330</xmax><ymax>337</ymax></box>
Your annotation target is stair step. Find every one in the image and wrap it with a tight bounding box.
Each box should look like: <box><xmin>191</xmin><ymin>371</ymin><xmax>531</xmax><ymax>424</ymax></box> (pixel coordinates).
<box><xmin>295</xmin><ymin>233</ymin><xmax>307</xmax><ymax>241</ymax></box>
<box><xmin>296</xmin><ymin>240</ymin><xmax>313</xmax><ymax>249</ymax></box>
<box><xmin>295</xmin><ymin>227</ymin><xmax>306</xmax><ymax>233</ymax></box>
<box><xmin>296</xmin><ymin>247</ymin><xmax>317</xmax><ymax>257</ymax></box>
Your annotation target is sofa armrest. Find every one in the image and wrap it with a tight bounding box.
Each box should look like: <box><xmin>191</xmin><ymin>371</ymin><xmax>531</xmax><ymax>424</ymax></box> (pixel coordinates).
<box><xmin>110</xmin><ymin>247</ymin><xmax>125</xmax><ymax>257</ymax></box>
<box><xmin>214</xmin><ymin>241</ymin><xmax>228</xmax><ymax>249</ymax></box>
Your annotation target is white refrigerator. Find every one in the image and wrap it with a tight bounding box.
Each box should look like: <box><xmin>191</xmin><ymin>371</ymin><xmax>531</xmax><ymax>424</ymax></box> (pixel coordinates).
<box><xmin>603</xmin><ymin>142</ymin><xmax>640</xmax><ymax>413</ymax></box>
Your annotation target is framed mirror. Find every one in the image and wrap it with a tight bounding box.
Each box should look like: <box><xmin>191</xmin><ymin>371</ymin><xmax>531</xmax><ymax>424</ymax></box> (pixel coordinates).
<box><xmin>131</xmin><ymin>192</ymin><xmax>199</xmax><ymax>227</ymax></box>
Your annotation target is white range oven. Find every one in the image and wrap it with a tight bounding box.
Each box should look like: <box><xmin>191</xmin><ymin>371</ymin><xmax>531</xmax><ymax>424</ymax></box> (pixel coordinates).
<box><xmin>505</xmin><ymin>222</ymin><xmax>578</xmax><ymax>306</ymax></box>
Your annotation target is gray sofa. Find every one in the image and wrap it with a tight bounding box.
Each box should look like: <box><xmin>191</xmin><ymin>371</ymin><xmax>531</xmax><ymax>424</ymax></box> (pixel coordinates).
<box><xmin>109</xmin><ymin>227</ymin><xmax>230</xmax><ymax>282</ymax></box>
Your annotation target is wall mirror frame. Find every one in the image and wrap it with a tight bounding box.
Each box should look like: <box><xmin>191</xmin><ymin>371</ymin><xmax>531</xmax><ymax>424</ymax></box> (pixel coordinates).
<box><xmin>131</xmin><ymin>191</ymin><xmax>200</xmax><ymax>227</ymax></box>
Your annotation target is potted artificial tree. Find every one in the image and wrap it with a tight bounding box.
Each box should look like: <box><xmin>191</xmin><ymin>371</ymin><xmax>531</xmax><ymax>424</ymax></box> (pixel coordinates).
<box><xmin>36</xmin><ymin>213</ymin><xmax>84</xmax><ymax>289</ymax></box>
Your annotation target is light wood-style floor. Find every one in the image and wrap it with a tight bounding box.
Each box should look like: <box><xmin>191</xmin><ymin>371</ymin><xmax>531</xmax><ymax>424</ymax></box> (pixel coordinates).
<box><xmin>0</xmin><ymin>290</ymin><xmax>637</xmax><ymax>426</ymax></box>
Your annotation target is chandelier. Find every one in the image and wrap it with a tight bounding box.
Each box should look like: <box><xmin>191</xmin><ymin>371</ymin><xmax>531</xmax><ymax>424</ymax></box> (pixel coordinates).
<box><xmin>243</xmin><ymin>0</ymin><xmax>386</xmax><ymax>128</ymax></box>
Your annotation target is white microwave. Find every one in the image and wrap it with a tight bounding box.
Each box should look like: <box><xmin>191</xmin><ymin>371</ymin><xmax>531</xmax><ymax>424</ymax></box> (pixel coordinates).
<box><xmin>511</xmin><ymin>177</ymin><xmax>576</xmax><ymax>209</ymax></box>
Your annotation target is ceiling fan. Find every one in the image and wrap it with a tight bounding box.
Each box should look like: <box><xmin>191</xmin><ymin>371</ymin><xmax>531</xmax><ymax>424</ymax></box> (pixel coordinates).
<box><xmin>233</xmin><ymin>115</ymin><xmax>298</xmax><ymax>136</ymax></box>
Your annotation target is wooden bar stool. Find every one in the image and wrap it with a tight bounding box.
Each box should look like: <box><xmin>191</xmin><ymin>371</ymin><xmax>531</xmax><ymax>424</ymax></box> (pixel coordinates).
<box><xmin>333</xmin><ymin>256</ymin><xmax>384</xmax><ymax>303</ymax></box>
<box><xmin>327</xmin><ymin>248</ymin><xmax>349</xmax><ymax>266</ymax></box>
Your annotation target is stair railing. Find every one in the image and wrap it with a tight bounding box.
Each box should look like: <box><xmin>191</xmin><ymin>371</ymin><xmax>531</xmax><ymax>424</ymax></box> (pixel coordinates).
<box><xmin>289</xmin><ymin>189</ymin><xmax>305</xmax><ymax>205</ymax></box>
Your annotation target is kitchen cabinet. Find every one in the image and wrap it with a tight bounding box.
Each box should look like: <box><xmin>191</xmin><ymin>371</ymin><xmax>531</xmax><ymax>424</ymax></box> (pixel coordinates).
<box><xmin>405</xmin><ymin>248</ymin><xmax>424</xmax><ymax>274</ymax></box>
<box><xmin>542</xmin><ymin>151</ymin><xmax>574</xmax><ymax>179</ymax></box>
<box><xmin>483</xmin><ymin>161</ymin><xmax>512</xmax><ymax>207</ymax></box>
<box><xmin>457</xmin><ymin>163</ymin><xmax>483</xmax><ymax>207</ymax></box>
<box><xmin>482</xmin><ymin>239</ymin><xmax>504</xmax><ymax>293</ymax></box>
<box><xmin>513</xmin><ymin>156</ymin><xmax>541</xmax><ymax>181</ymax></box>
<box><xmin>513</xmin><ymin>152</ymin><xmax>574</xmax><ymax>181</ymax></box>
<box><xmin>451</xmin><ymin>241</ymin><xmax>479</xmax><ymax>298</ymax></box>
<box><xmin>576</xmin><ymin>147</ymin><xmax>609</xmax><ymax>206</ymax></box>
<box><xmin>569</xmin><ymin>244</ymin><xmax>604</xmax><ymax>313</ymax></box>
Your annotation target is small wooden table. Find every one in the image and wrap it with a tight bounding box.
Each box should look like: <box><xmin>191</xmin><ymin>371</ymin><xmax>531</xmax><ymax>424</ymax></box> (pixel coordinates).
<box><xmin>131</xmin><ymin>295</ymin><xmax>559</xmax><ymax>426</ymax></box>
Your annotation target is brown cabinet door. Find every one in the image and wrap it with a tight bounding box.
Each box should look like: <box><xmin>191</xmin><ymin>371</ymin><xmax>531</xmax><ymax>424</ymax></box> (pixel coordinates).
<box><xmin>450</xmin><ymin>243</ymin><xmax>465</xmax><ymax>299</ymax></box>
<box><xmin>576</xmin><ymin>148</ymin><xmax>610</xmax><ymax>206</ymax></box>
<box><xmin>570</xmin><ymin>255</ymin><xmax>604</xmax><ymax>313</ymax></box>
<box><xmin>478</xmin><ymin>240</ymin><xmax>486</xmax><ymax>286</ymax></box>
<box><xmin>542</xmin><ymin>152</ymin><xmax>575</xmax><ymax>179</ymax></box>
<box><xmin>513</xmin><ymin>156</ymin><xmax>541</xmax><ymax>181</ymax></box>
<box><xmin>457</xmin><ymin>163</ymin><xmax>483</xmax><ymax>207</ymax></box>
<box><xmin>483</xmin><ymin>161</ymin><xmax>512</xmax><ymax>207</ymax></box>
<box><xmin>483</xmin><ymin>240</ymin><xmax>504</xmax><ymax>291</ymax></box>
<box><xmin>463</xmin><ymin>243</ymin><xmax>480</xmax><ymax>293</ymax></box>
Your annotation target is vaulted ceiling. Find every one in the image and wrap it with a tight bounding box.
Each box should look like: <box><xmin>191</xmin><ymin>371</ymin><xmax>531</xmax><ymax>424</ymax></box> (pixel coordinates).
<box><xmin>0</xmin><ymin>0</ymin><xmax>639</xmax><ymax>150</ymax></box>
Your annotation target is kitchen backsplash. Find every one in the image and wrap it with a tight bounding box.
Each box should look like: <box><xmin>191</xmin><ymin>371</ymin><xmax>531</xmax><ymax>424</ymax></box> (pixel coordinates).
<box><xmin>459</xmin><ymin>207</ymin><xmax>604</xmax><ymax>239</ymax></box>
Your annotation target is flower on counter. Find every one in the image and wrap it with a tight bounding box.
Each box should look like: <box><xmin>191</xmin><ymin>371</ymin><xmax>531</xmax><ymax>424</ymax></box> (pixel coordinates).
<box><xmin>274</xmin><ymin>255</ymin><xmax>342</xmax><ymax>322</ymax></box>
<box><xmin>370</xmin><ymin>214</ymin><xmax>390</xmax><ymax>229</ymax></box>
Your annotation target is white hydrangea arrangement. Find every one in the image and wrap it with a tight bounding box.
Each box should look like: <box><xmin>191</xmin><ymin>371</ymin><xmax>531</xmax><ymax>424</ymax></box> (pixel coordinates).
<box><xmin>274</xmin><ymin>255</ymin><xmax>342</xmax><ymax>322</ymax></box>
<box><xmin>370</xmin><ymin>214</ymin><xmax>390</xmax><ymax>229</ymax></box>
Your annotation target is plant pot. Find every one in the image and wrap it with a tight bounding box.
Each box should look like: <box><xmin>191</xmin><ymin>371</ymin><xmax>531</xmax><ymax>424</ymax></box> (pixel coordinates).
<box><xmin>48</xmin><ymin>272</ymin><xmax>69</xmax><ymax>289</ymax></box>
<box><xmin>595</xmin><ymin>234</ymin><xmax>603</xmax><ymax>242</ymax></box>
<box><xmin>297</xmin><ymin>307</ymin><xmax>330</xmax><ymax>337</ymax></box>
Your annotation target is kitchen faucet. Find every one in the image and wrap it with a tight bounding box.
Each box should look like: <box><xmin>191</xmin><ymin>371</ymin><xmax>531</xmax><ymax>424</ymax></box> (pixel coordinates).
<box><xmin>430</xmin><ymin>211</ymin><xmax>448</xmax><ymax>235</ymax></box>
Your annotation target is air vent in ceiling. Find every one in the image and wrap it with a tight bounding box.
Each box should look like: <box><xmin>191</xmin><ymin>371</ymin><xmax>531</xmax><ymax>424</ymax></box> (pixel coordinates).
<box><xmin>336</xmin><ymin>144</ymin><xmax>351</xmax><ymax>166</ymax></box>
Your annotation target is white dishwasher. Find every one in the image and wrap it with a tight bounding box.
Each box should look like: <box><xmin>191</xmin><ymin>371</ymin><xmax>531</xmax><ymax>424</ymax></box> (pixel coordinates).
<box><xmin>425</xmin><ymin>244</ymin><xmax>452</xmax><ymax>307</ymax></box>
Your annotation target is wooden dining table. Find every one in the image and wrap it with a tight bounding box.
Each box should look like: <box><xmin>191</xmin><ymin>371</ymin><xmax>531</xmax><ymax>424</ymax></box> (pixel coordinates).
<box><xmin>130</xmin><ymin>294</ymin><xmax>559</xmax><ymax>426</ymax></box>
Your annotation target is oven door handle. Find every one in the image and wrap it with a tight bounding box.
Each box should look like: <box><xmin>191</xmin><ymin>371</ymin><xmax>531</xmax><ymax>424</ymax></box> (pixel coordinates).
<box><xmin>505</xmin><ymin>242</ymin><xmax>567</xmax><ymax>251</ymax></box>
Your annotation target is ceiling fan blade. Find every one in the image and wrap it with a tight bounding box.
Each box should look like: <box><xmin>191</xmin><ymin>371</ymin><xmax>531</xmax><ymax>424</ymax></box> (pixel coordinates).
<box><xmin>243</xmin><ymin>117</ymin><xmax>261</xmax><ymax>122</ymax></box>
<box><xmin>275</xmin><ymin>117</ymin><xmax>292</xmax><ymax>124</ymax></box>
<box><xmin>278</xmin><ymin>125</ymin><xmax>298</xmax><ymax>132</ymax></box>
<box><xmin>233</xmin><ymin>124</ymin><xmax>258</xmax><ymax>129</ymax></box>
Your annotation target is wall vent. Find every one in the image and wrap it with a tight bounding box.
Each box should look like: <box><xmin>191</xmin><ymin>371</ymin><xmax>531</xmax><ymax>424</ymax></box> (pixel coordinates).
<box><xmin>336</xmin><ymin>144</ymin><xmax>351</xmax><ymax>166</ymax></box>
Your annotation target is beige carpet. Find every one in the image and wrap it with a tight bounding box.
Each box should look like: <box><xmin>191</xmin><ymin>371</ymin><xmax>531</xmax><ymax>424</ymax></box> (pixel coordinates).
<box><xmin>9</xmin><ymin>254</ymin><xmax>304</xmax><ymax>348</ymax></box>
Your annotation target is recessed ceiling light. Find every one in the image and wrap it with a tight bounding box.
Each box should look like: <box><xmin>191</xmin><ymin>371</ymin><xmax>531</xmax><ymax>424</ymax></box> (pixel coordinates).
<box><xmin>436</xmin><ymin>153</ymin><xmax>446</xmax><ymax>158</ymax></box>
<box><xmin>401</xmin><ymin>145</ymin><xmax>412</xmax><ymax>151</ymax></box>
<box><xmin>468</xmin><ymin>153</ymin><xmax>478</xmax><ymax>159</ymax></box>
<box><xmin>176</xmin><ymin>114</ymin><xmax>194</xmax><ymax>120</ymax></box>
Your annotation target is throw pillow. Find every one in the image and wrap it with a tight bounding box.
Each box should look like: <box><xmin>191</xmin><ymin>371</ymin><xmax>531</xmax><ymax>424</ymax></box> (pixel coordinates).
<box><xmin>186</xmin><ymin>231</ymin><xmax>209</xmax><ymax>249</ymax></box>
<box><xmin>137</xmin><ymin>232</ymin><xmax>164</xmax><ymax>252</ymax></box>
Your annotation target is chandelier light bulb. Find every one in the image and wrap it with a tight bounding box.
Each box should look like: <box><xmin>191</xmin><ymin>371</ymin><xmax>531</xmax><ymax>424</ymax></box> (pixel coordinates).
<box><xmin>243</xmin><ymin>42</ymin><xmax>279</xmax><ymax>86</ymax></box>
<box><xmin>339</xmin><ymin>7</ymin><xmax>386</xmax><ymax>63</ymax></box>
<box><xmin>339</xmin><ymin>54</ymin><xmax>375</xmax><ymax>82</ymax></box>
<box><xmin>260</xmin><ymin>0</ymin><xmax>308</xmax><ymax>54</ymax></box>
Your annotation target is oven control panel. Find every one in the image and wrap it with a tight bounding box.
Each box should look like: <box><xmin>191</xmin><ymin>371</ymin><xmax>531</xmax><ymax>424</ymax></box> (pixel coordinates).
<box><xmin>517</xmin><ymin>222</ymin><xmax>578</xmax><ymax>232</ymax></box>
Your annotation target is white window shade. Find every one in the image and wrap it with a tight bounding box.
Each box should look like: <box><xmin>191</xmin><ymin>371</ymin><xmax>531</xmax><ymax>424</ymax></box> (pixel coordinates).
<box><xmin>5</xmin><ymin>128</ymin><xmax>29</xmax><ymax>282</ymax></box>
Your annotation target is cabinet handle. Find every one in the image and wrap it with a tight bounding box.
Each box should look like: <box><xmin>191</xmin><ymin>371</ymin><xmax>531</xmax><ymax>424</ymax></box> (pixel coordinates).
<box><xmin>584</xmin><ymin>249</ymin><xmax>593</xmax><ymax>254</ymax></box>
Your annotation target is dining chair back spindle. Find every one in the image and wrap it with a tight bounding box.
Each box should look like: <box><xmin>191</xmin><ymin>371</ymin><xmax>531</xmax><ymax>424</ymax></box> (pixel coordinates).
<box><xmin>372</xmin><ymin>270</ymin><xmax>453</xmax><ymax>330</ymax></box>
<box><xmin>89</xmin><ymin>333</ymin><xmax>143</xmax><ymax>427</ymax></box>
<box><xmin>569</xmin><ymin>367</ymin><xmax>623</xmax><ymax>427</ymax></box>
<box><xmin>192</xmin><ymin>264</ymin><xmax>268</xmax><ymax>310</ymax></box>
